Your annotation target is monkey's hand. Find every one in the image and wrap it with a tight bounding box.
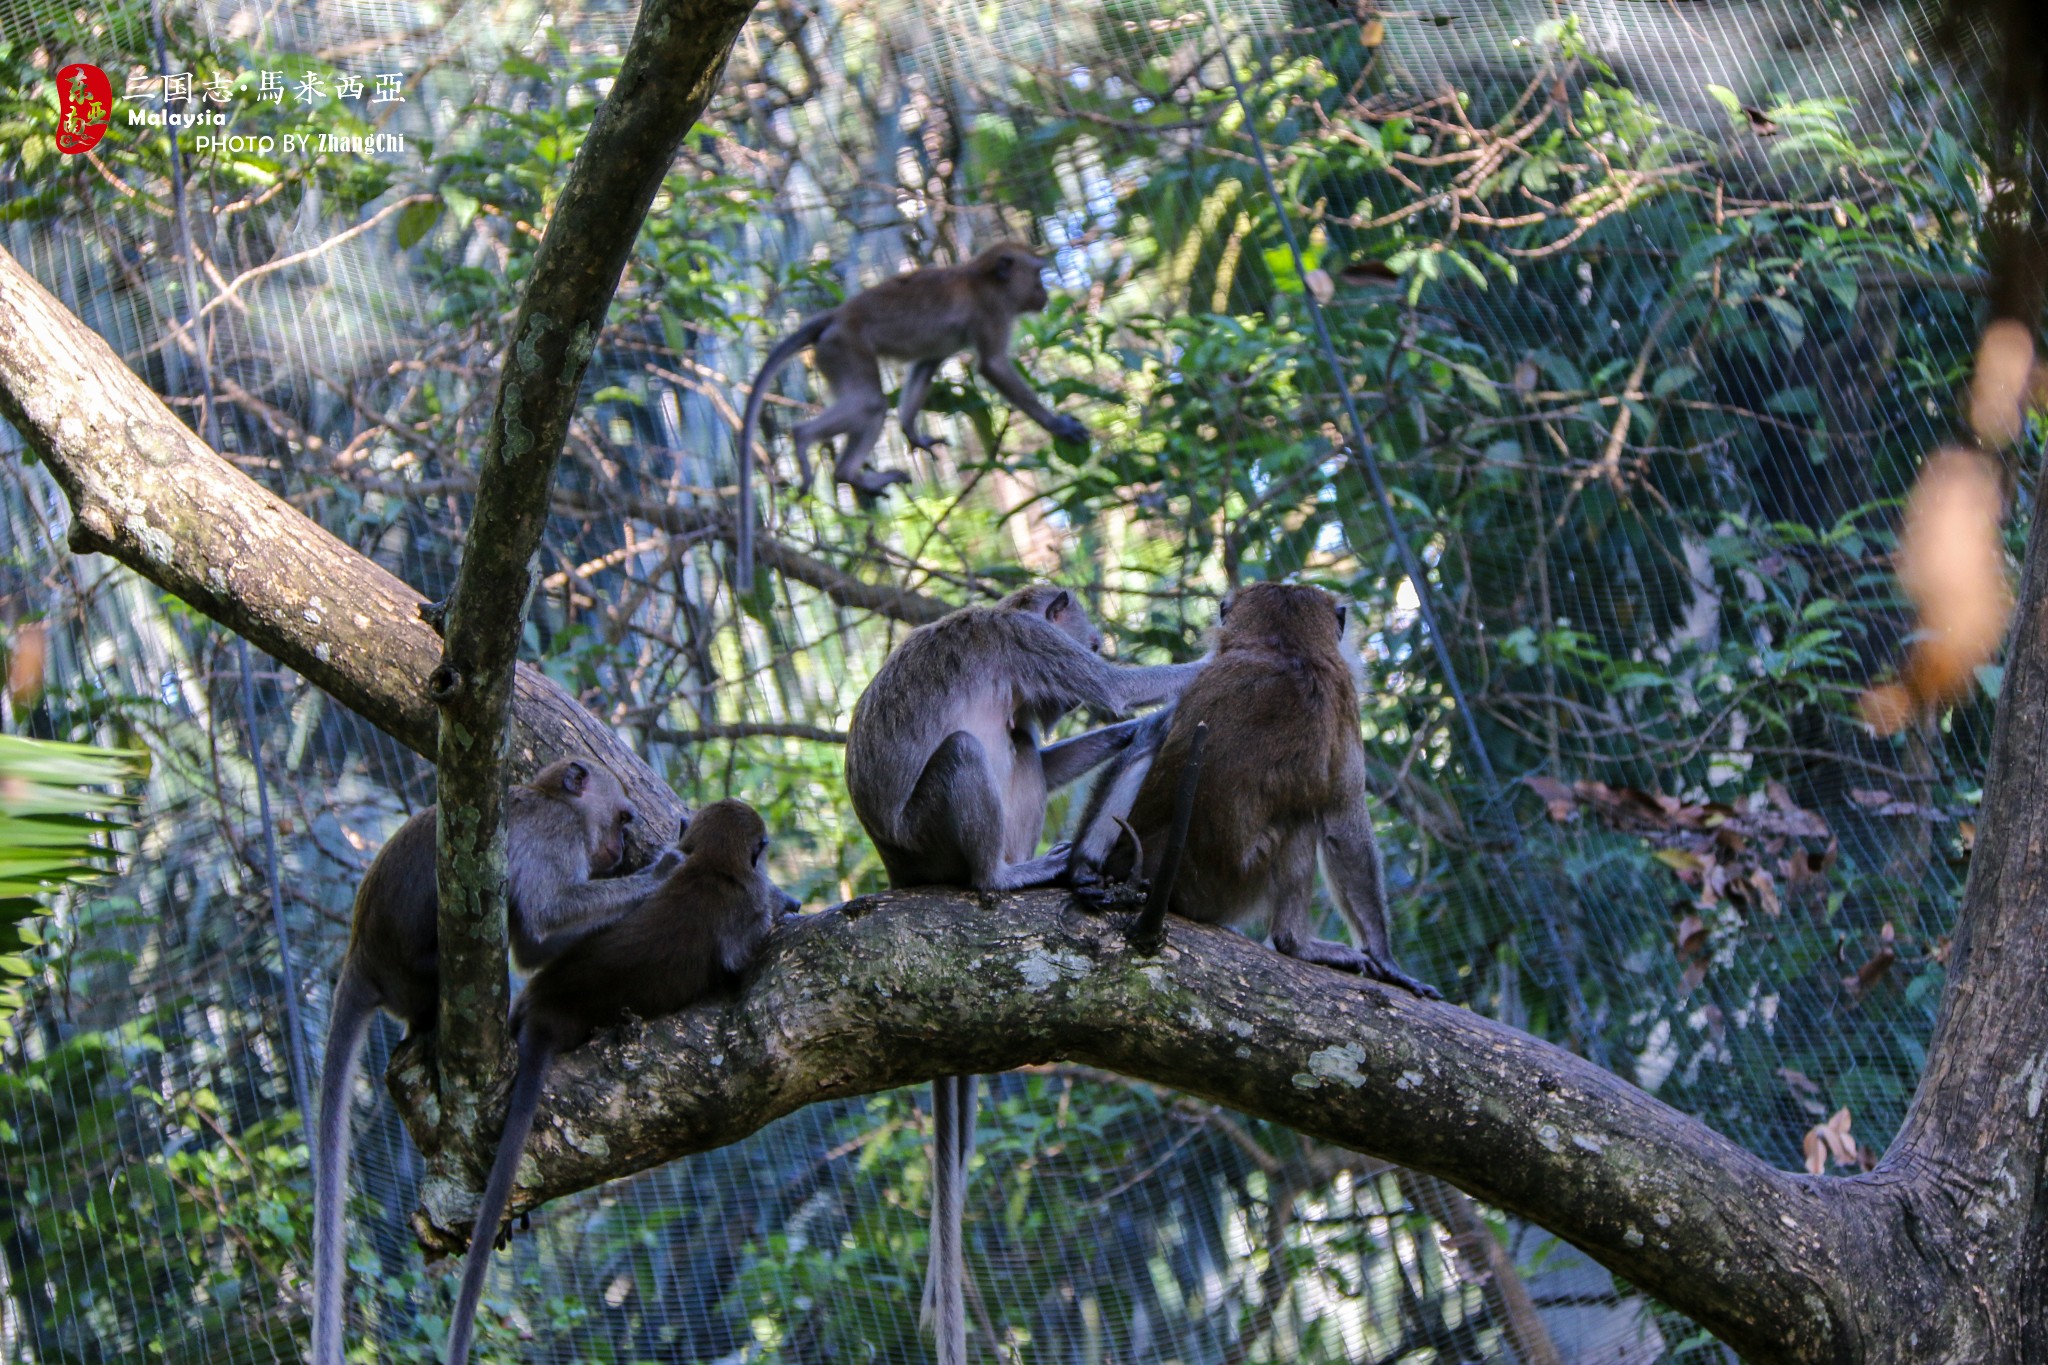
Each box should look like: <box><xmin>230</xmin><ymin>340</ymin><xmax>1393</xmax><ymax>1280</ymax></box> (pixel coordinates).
<box><xmin>1046</xmin><ymin>413</ymin><xmax>1089</xmax><ymax>444</ymax></box>
<box><xmin>647</xmin><ymin>848</ymin><xmax>685</xmax><ymax>877</ymax></box>
<box><xmin>1069</xmin><ymin>875</ymin><xmax>1148</xmax><ymax>913</ymax></box>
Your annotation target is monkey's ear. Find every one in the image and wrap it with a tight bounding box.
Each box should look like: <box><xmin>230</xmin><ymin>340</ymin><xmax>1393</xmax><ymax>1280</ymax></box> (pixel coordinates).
<box><xmin>752</xmin><ymin>835</ymin><xmax>769</xmax><ymax>867</ymax></box>
<box><xmin>988</xmin><ymin>253</ymin><xmax>1014</xmax><ymax>284</ymax></box>
<box><xmin>1218</xmin><ymin>590</ymin><xmax>1237</xmax><ymax>622</ymax></box>
<box><xmin>677</xmin><ymin>813</ymin><xmax>692</xmax><ymax>842</ymax></box>
<box><xmin>1332</xmin><ymin>600</ymin><xmax>1349</xmax><ymax>635</ymax></box>
<box><xmin>561</xmin><ymin>761</ymin><xmax>590</xmax><ymax>796</ymax></box>
<box><xmin>1046</xmin><ymin>589</ymin><xmax>1072</xmax><ymax>619</ymax></box>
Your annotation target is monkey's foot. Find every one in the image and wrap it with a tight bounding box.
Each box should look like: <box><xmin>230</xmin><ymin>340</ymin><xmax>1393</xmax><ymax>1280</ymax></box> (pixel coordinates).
<box><xmin>1047</xmin><ymin>413</ymin><xmax>1089</xmax><ymax>444</ymax></box>
<box><xmin>845</xmin><ymin>469</ymin><xmax>913</xmax><ymax>503</ymax></box>
<box><xmin>906</xmin><ymin>432</ymin><xmax>949</xmax><ymax>454</ymax></box>
<box><xmin>1284</xmin><ymin>939</ymin><xmax>1443</xmax><ymax>1000</ymax></box>
<box><xmin>1071</xmin><ymin>877</ymin><xmax>1148</xmax><ymax>912</ymax></box>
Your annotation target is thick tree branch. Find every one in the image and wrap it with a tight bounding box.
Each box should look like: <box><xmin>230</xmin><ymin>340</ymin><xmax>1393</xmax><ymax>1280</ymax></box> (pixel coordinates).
<box><xmin>0</xmin><ymin>245</ymin><xmax>685</xmax><ymax>846</ymax></box>
<box><xmin>388</xmin><ymin>890</ymin><xmax>1889</xmax><ymax>1361</ymax></box>
<box><xmin>429</xmin><ymin>0</ymin><xmax>755</xmax><ymax>1088</ymax></box>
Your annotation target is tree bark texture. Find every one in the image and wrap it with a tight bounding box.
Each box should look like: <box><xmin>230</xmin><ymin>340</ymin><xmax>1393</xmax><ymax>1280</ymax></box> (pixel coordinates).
<box><xmin>428</xmin><ymin>0</ymin><xmax>755</xmax><ymax>1092</ymax></box>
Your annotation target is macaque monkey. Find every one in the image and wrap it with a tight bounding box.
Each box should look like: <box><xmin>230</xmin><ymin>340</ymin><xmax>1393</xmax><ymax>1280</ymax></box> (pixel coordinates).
<box><xmin>733</xmin><ymin>242</ymin><xmax>1088</xmax><ymax>590</ymax></box>
<box><xmin>1067</xmin><ymin>582</ymin><xmax>1440</xmax><ymax>999</ymax></box>
<box><xmin>843</xmin><ymin>584</ymin><xmax>1206</xmax><ymax>1365</ymax></box>
<box><xmin>443</xmin><ymin>800</ymin><xmax>800</xmax><ymax>1365</ymax></box>
<box><xmin>312</xmin><ymin>759</ymin><xmax>677</xmax><ymax>1365</ymax></box>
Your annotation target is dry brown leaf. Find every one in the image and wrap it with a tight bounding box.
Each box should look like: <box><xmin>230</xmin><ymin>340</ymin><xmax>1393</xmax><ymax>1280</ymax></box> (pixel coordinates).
<box><xmin>1750</xmin><ymin>867</ymin><xmax>1781</xmax><ymax>917</ymax></box>
<box><xmin>1675</xmin><ymin>914</ymin><xmax>1707</xmax><ymax>957</ymax></box>
<box><xmin>1802</xmin><ymin>1107</ymin><xmax>1860</xmax><ymax>1175</ymax></box>
<box><xmin>1304</xmin><ymin>268</ymin><xmax>1335</xmax><ymax>304</ymax></box>
<box><xmin>1520</xmin><ymin>775</ymin><xmax>1578</xmax><ymax>822</ymax></box>
<box><xmin>1849</xmin><ymin>788</ymin><xmax>1896</xmax><ymax>809</ymax></box>
<box><xmin>1863</xmin><ymin>447</ymin><xmax>2012</xmax><ymax>734</ymax></box>
<box><xmin>1359</xmin><ymin>16</ymin><xmax>1386</xmax><ymax>45</ymax></box>
<box><xmin>1778</xmin><ymin>1067</ymin><xmax>1820</xmax><ymax>1096</ymax></box>
<box><xmin>1969</xmin><ymin>318</ymin><xmax>2035</xmax><ymax>450</ymax></box>
<box><xmin>1842</xmin><ymin>923</ymin><xmax>1898</xmax><ymax>1001</ymax></box>
<box><xmin>1958</xmin><ymin>820</ymin><xmax>1976</xmax><ymax>852</ymax></box>
<box><xmin>6</xmin><ymin>621</ymin><xmax>45</xmax><ymax>709</ymax></box>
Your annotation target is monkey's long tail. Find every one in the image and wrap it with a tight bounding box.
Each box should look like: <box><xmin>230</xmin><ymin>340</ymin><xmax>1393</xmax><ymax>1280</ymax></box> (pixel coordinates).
<box><xmin>921</xmin><ymin>1074</ymin><xmax>976</xmax><ymax>1365</ymax></box>
<box><xmin>312</xmin><ymin>967</ymin><xmax>379</xmax><ymax>1365</ymax></box>
<box><xmin>735</xmin><ymin>313</ymin><xmax>833</xmax><ymax>593</ymax></box>
<box><xmin>445</xmin><ymin>1034</ymin><xmax>555</xmax><ymax>1365</ymax></box>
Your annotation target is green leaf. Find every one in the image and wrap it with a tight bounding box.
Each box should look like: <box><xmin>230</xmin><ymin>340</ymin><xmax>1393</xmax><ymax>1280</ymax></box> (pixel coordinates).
<box><xmin>395</xmin><ymin>198</ymin><xmax>444</xmax><ymax>250</ymax></box>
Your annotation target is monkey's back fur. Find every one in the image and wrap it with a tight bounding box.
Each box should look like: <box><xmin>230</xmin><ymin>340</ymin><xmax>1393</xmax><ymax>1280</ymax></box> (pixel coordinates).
<box><xmin>846</xmin><ymin>586</ymin><xmax>1105</xmax><ymax>859</ymax></box>
<box><xmin>1128</xmin><ymin>583</ymin><xmax>1360</xmax><ymax>926</ymax></box>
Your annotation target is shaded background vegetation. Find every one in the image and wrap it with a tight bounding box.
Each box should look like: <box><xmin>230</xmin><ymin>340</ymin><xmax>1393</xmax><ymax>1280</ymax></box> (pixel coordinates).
<box><xmin>0</xmin><ymin>0</ymin><xmax>2009</xmax><ymax>1359</ymax></box>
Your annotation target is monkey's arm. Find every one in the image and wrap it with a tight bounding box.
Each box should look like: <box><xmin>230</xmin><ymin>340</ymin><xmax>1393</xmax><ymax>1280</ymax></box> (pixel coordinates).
<box><xmin>898</xmin><ymin>359</ymin><xmax>944</xmax><ymax>452</ymax></box>
<box><xmin>1100</xmin><ymin>658</ymin><xmax>1207</xmax><ymax>712</ymax></box>
<box><xmin>1040</xmin><ymin>716</ymin><xmax>1149</xmax><ymax>789</ymax></box>
<box><xmin>976</xmin><ymin>351</ymin><xmax>1087</xmax><ymax>443</ymax></box>
<box><xmin>1319</xmin><ymin>792</ymin><xmax>1440</xmax><ymax>1000</ymax></box>
<box><xmin>513</xmin><ymin>859</ymin><xmax>676</xmax><ymax>968</ymax></box>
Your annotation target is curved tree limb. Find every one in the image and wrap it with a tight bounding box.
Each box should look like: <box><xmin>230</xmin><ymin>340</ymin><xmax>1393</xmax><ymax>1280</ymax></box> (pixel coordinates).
<box><xmin>389</xmin><ymin>888</ymin><xmax>1896</xmax><ymax>1362</ymax></box>
<box><xmin>429</xmin><ymin>0</ymin><xmax>756</xmax><ymax>1088</ymax></box>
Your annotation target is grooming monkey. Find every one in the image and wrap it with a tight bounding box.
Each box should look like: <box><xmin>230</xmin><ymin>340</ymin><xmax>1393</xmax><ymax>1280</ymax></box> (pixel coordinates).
<box><xmin>1067</xmin><ymin>582</ymin><xmax>1440</xmax><ymax>999</ymax></box>
<box><xmin>313</xmin><ymin>759</ymin><xmax>676</xmax><ymax>1365</ymax></box>
<box><xmin>733</xmin><ymin>243</ymin><xmax>1088</xmax><ymax>591</ymax></box>
<box><xmin>444</xmin><ymin>799</ymin><xmax>800</xmax><ymax>1365</ymax></box>
<box><xmin>843</xmin><ymin>584</ymin><xmax>1206</xmax><ymax>1365</ymax></box>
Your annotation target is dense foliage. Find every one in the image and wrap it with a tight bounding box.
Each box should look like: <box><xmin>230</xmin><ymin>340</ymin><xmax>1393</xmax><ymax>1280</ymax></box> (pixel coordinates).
<box><xmin>0</xmin><ymin>0</ymin><xmax>2004</xmax><ymax>1359</ymax></box>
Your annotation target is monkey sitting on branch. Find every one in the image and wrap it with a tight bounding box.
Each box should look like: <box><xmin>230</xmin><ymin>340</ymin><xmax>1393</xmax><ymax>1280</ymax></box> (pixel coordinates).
<box><xmin>1066</xmin><ymin>581</ymin><xmax>1441</xmax><ymax>1000</ymax></box>
<box><xmin>312</xmin><ymin>758</ymin><xmax>679</xmax><ymax>1365</ymax></box>
<box><xmin>733</xmin><ymin>242</ymin><xmax>1089</xmax><ymax>591</ymax></box>
<box><xmin>444</xmin><ymin>799</ymin><xmax>801</xmax><ymax>1365</ymax></box>
<box><xmin>843</xmin><ymin>583</ymin><xmax>1207</xmax><ymax>1365</ymax></box>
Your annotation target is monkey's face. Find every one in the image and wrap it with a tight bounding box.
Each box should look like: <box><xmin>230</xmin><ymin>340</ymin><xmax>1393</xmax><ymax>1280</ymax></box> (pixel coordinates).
<box><xmin>1020</xmin><ymin>254</ymin><xmax>1051</xmax><ymax>312</ymax></box>
<box><xmin>1034</xmin><ymin>587</ymin><xmax>1103</xmax><ymax>653</ymax></box>
<box><xmin>990</xmin><ymin>247</ymin><xmax>1052</xmax><ymax>312</ymax></box>
<box><xmin>596</xmin><ymin>803</ymin><xmax>633</xmax><ymax>875</ymax></box>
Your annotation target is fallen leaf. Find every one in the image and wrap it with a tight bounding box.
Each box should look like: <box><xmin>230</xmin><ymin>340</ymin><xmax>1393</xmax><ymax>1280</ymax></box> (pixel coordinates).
<box><xmin>1674</xmin><ymin>914</ymin><xmax>1707</xmax><ymax>957</ymax></box>
<box><xmin>1842</xmin><ymin>923</ymin><xmax>1898</xmax><ymax>1001</ymax></box>
<box><xmin>1749</xmin><ymin>867</ymin><xmax>1781</xmax><ymax>917</ymax></box>
<box><xmin>1653</xmin><ymin>847</ymin><xmax>1708</xmax><ymax>876</ymax></box>
<box><xmin>1360</xmin><ymin>16</ymin><xmax>1385</xmax><ymax>45</ymax></box>
<box><xmin>1304</xmin><ymin>268</ymin><xmax>1335</xmax><ymax>304</ymax></box>
<box><xmin>1520</xmin><ymin>775</ymin><xmax>1578</xmax><ymax>822</ymax></box>
<box><xmin>1849</xmin><ymin>788</ymin><xmax>1896</xmax><ymax>809</ymax></box>
<box><xmin>1777</xmin><ymin>1067</ymin><xmax>1820</xmax><ymax>1096</ymax></box>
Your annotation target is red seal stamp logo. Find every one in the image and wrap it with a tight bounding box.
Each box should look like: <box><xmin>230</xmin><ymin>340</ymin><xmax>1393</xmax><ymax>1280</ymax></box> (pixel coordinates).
<box><xmin>56</xmin><ymin>63</ymin><xmax>112</xmax><ymax>155</ymax></box>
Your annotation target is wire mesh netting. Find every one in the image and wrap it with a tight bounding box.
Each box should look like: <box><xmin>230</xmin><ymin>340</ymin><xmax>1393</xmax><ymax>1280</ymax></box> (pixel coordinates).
<box><xmin>0</xmin><ymin>0</ymin><xmax>2004</xmax><ymax>1360</ymax></box>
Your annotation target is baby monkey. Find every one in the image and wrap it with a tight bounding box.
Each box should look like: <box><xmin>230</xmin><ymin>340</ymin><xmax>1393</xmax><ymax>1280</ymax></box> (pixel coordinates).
<box><xmin>1067</xmin><ymin>582</ymin><xmax>1440</xmax><ymax>999</ymax></box>
<box><xmin>443</xmin><ymin>799</ymin><xmax>800</xmax><ymax>1365</ymax></box>
<box><xmin>312</xmin><ymin>758</ymin><xmax>673</xmax><ymax>1365</ymax></box>
<box><xmin>734</xmin><ymin>242</ymin><xmax>1086</xmax><ymax>590</ymax></box>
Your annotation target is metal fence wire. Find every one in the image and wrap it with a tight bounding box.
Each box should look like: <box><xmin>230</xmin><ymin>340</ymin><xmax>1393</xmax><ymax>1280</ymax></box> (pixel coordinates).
<box><xmin>0</xmin><ymin>0</ymin><xmax>1997</xmax><ymax>1361</ymax></box>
